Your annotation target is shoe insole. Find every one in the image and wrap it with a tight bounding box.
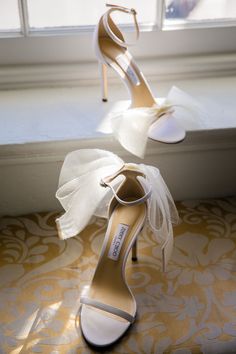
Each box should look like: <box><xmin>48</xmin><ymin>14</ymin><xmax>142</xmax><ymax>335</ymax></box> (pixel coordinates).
<box><xmin>88</xmin><ymin>202</ymin><xmax>146</xmax><ymax>321</ymax></box>
<box><xmin>101</xmin><ymin>37</ymin><xmax>155</xmax><ymax>108</ymax></box>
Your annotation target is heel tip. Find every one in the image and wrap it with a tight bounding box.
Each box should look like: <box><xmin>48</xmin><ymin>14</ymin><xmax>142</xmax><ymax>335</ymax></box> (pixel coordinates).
<box><xmin>132</xmin><ymin>257</ymin><xmax>138</xmax><ymax>262</ymax></box>
<box><xmin>102</xmin><ymin>98</ymin><xmax>108</xmax><ymax>102</ymax></box>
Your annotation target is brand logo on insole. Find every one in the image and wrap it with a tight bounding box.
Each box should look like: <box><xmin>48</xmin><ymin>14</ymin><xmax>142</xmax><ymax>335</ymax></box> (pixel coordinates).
<box><xmin>116</xmin><ymin>55</ymin><xmax>141</xmax><ymax>86</ymax></box>
<box><xmin>108</xmin><ymin>223</ymin><xmax>129</xmax><ymax>261</ymax></box>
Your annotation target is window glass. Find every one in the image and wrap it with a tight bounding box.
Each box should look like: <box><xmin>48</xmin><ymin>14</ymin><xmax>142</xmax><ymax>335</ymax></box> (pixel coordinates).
<box><xmin>27</xmin><ymin>0</ymin><xmax>157</xmax><ymax>29</ymax></box>
<box><xmin>0</xmin><ymin>0</ymin><xmax>20</xmax><ymax>31</ymax></box>
<box><xmin>164</xmin><ymin>0</ymin><xmax>236</xmax><ymax>27</ymax></box>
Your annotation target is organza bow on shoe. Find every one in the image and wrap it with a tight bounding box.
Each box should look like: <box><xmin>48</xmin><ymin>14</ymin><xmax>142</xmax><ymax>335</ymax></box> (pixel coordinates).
<box><xmin>55</xmin><ymin>149</ymin><xmax>179</xmax><ymax>271</ymax></box>
<box><xmin>98</xmin><ymin>86</ymin><xmax>208</xmax><ymax>158</ymax></box>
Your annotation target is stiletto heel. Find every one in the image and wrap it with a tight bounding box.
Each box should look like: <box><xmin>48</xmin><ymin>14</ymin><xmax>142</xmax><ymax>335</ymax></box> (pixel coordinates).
<box><xmin>94</xmin><ymin>4</ymin><xmax>186</xmax><ymax>158</ymax></box>
<box><xmin>56</xmin><ymin>149</ymin><xmax>178</xmax><ymax>347</ymax></box>
<box><xmin>100</xmin><ymin>63</ymin><xmax>108</xmax><ymax>102</ymax></box>
<box><xmin>132</xmin><ymin>239</ymin><xmax>137</xmax><ymax>261</ymax></box>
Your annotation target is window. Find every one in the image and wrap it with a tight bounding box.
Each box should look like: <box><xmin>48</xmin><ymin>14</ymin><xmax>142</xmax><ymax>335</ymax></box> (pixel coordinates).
<box><xmin>0</xmin><ymin>1</ymin><xmax>236</xmax><ymax>66</ymax></box>
<box><xmin>0</xmin><ymin>0</ymin><xmax>21</xmax><ymax>34</ymax></box>
<box><xmin>0</xmin><ymin>0</ymin><xmax>157</xmax><ymax>36</ymax></box>
<box><xmin>1</xmin><ymin>0</ymin><xmax>236</xmax><ymax>36</ymax></box>
<box><xmin>164</xmin><ymin>0</ymin><xmax>236</xmax><ymax>29</ymax></box>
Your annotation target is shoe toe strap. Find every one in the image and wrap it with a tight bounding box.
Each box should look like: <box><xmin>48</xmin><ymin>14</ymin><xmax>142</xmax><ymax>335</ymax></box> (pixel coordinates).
<box><xmin>80</xmin><ymin>296</ymin><xmax>135</xmax><ymax>323</ymax></box>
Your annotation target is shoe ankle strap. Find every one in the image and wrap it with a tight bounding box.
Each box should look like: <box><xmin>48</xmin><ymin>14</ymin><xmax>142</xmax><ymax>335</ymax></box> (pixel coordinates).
<box><xmin>100</xmin><ymin>164</ymin><xmax>152</xmax><ymax>206</ymax></box>
<box><xmin>103</xmin><ymin>3</ymin><xmax>139</xmax><ymax>48</ymax></box>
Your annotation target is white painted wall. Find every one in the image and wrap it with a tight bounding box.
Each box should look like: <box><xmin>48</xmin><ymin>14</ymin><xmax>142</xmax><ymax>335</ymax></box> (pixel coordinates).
<box><xmin>0</xmin><ymin>131</ymin><xmax>236</xmax><ymax>216</ymax></box>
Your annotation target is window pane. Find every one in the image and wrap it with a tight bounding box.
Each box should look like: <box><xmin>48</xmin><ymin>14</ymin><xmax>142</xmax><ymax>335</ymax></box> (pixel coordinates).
<box><xmin>27</xmin><ymin>0</ymin><xmax>157</xmax><ymax>29</ymax></box>
<box><xmin>0</xmin><ymin>0</ymin><xmax>21</xmax><ymax>31</ymax></box>
<box><xmin>164</xmin><ymin>0</ymin><xmax>236</xmax><ymax>26</ymax></box>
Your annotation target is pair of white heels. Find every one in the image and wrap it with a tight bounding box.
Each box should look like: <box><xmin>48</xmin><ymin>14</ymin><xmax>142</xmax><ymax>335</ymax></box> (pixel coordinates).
<box><xmin>56</xmin><ymin>4</ymin><xmax>185</xmax><ymax>347</ymax></box>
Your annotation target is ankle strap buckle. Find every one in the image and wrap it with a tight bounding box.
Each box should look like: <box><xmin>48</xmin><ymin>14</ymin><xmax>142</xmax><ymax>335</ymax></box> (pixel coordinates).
<box><xmin>130</xmin><ymin>8</ymin><xmax>137</xmax><ymax>16</ymax></box>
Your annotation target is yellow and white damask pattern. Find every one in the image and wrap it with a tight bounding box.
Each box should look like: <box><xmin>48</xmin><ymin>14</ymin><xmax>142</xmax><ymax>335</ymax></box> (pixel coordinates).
<box><xmin>0</xmin><ymin>198</ymin><xmax>236</xmax><ymax>354</ymax></box>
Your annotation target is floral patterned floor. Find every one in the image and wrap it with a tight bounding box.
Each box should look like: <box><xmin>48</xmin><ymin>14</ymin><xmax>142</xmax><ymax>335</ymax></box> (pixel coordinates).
<box><xmin>0</xmin><ymin>198</ymin><xmax>236</xmax><ymax>354</ymax></box>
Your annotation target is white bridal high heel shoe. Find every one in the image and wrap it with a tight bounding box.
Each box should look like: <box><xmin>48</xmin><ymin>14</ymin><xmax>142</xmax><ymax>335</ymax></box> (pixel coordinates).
<box><xmin>56</xmin><ymin>149</ymin><xmax>178</xmax><ymax>347</ymax></box>
<box><xmin>94</xmin><ymin>4</ymin><xmax>186</xmax><ymax>158</ymax></box>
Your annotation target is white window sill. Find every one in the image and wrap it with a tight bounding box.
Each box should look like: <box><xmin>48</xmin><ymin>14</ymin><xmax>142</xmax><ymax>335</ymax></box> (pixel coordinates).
<box><xmin>0</xmin><ymin>74</ymin><xmax>236</xmax><ymax>150</ymax></box>
<box><xmin>0</xmin><ymin>74</ymin><xmax>236</xmax><ymax>216</ymax></box>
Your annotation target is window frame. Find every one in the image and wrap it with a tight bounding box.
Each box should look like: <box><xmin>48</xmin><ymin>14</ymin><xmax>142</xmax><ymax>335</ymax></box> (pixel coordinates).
<box><xmin>0</xmin><ymin>0</ymin><xmax>236</xmax><ymax>66</ymax></box>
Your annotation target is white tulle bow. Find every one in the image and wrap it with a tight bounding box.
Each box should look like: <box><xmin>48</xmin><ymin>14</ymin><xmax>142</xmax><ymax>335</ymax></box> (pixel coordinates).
<box><xmin>56</xmin><ymin>149</ymin><xmax>179</xmax><ymax>271</ymax></box>
<box><xmin>98</xmin><ymin>86</ymin><xmax>208</xmax><ymax>158</ymax></box>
